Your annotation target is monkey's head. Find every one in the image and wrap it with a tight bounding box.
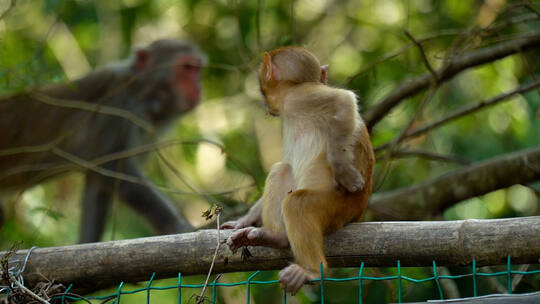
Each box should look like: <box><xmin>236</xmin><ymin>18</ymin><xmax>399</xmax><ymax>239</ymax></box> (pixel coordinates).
<box><xmin>133</xmin><ymin>39</ymin><xmax>207</xmax><ymax>115</ymax></box>
<box><xmin>259</xmin><ymin>47</ymin><xmax>328</xmax><ymax>116</ymax></box>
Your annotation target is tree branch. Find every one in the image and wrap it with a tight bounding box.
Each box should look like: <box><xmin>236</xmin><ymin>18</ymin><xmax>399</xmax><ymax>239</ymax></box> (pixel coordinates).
<box><xmin>370</xmin><ymin>147</ymin><xmax>540</xmax><ymax>220</ymax></box>
<box><xmin>347</xmin><ymin>13</ymin><xmax>539</xmax><ymax>86</ymax></box>
<box><xmin>403</xmin><ymin>30</ymin><xmax>438</xmax><ymax>81</ymax></box>
<box><xmin>374</xmin><ymin>79</ymin><xmax>540</xmax><ymax>152</ymax></box>
<box><xmin>4</xmin><ymin>217</ymin><xmax>539</xmax><ymax>293</ymax></box>
<box><xmin>389</xmin><ymin>148</ymin><xmax>471</xmax><ymax>165</ymax></box>
<box><xmin>364</xmin><ymin>30</ymin><xmax>540</xmax><ymax>130</ymax></box>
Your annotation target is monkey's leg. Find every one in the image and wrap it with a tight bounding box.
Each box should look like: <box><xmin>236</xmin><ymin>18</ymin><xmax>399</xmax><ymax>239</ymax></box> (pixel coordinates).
<box><xmin>79</xmin><ymin>173</ymin><xmax>114</xmax><ymax>243</ymax></box>
<box><xmin>280</xmin><ymin>189</ymin><xmax>338</xmax><ymax>294</ymax></box>
<box><xmin>226</xmin><ymin>162</ymin><xmax>294</xmax><ymax>251</ymax></box>
<box><xmin>118</xmin><ymin>160</ymin><xmax>194</xmax><ymax>234</ymax></box>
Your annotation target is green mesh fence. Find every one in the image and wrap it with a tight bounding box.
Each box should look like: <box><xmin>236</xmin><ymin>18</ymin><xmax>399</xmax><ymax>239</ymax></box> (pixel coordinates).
<box><xmin>10</xmin><ymin>256</ymin><xmax>532</xmax><ymax>303</ymax></box>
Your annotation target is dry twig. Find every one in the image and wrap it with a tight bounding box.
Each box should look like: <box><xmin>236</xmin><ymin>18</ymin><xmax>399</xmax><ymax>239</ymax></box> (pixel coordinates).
<box><xmin>197</xmin><ymin>206</ymin><xmax>223</xmax><ymax>304</ymax></box>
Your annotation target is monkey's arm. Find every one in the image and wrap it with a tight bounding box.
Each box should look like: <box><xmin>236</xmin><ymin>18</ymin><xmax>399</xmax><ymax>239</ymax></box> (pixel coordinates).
<box><xmin>118</xmin><ymin>159</ymin><xmax>195</xmax><ymax>234</ymax></box>
<box><xmin>220</xmin><ymin>198</ymin><xmax>263</xmax><ymax>229</ymax></box>
<box><xmin>326</xmin><ymin>91</ymin><xmax>365</xmax><ymax>192</ymax></box>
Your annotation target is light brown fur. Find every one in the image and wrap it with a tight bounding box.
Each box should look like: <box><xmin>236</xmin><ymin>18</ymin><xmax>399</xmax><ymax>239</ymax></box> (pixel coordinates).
<box><xmin>222</xmin><ymin>46</ymin><xmax>374</xmax><ymax>294</ymax></box>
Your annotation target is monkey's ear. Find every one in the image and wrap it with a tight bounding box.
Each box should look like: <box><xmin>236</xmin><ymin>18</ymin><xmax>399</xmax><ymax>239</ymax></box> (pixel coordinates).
<box><xmin>135</xmin><ymin>49</ymin><xmax>151</xmax><ymax>70</ymax></box>
<box><xmin>320</xmin><ymin>65</ymin><xmax>328</xmax><ymax>84</ymax></box>
<box><xmin>263</xmin><ymin>52</ymin><xmax>275</xmax><ymax>81</ymax></box>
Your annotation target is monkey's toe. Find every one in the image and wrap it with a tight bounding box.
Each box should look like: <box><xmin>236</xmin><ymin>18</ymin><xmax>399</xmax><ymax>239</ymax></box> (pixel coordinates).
<box><xmin>279</xmin><ymin>264</ymin><xmax>316</xmax><ymax>295</ymax></box>
<box><xmin>226</xmin><ymin>227</ymin><xmax>257</xmax><ymax>253</ymax></box>
<box><xmin>226</xmin><ymin>227</ymin><xmax>289</xmax><ymax>253</ymax></box>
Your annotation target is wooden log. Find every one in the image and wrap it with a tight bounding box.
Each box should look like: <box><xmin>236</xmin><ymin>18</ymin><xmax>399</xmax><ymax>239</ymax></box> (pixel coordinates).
<box><xmin>3</xmin><ymin>217</ymin><xmax>539</xmax><ymax>292</ymax></box>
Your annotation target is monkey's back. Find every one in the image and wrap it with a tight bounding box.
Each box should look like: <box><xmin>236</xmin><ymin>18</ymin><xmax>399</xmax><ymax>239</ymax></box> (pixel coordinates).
<box><xmin>0</xmin><ymin>69</ymin><xmax>133</xmax><ymax>190</ymax></box>
<box><xmin>347</xmin><ymin>121</ymin><xmax>375</xmax><ymax>220</ymax></box>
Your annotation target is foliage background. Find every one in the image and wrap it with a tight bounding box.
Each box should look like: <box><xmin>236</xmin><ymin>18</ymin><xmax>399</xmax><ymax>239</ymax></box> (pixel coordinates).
<box><xmin>0</xmin><ymin>0</ymin><xmax>539</xmax><ymax>302</ymax></box>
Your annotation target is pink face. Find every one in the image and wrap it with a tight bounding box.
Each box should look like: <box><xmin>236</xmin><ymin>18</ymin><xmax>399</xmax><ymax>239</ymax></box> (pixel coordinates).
<box><xmin>173</xmin><ymin>55</ymin><xmax>203</xmax><ymax>111</ymax></box>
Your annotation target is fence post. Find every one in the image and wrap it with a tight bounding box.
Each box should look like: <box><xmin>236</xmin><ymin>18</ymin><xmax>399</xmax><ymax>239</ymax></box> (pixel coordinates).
<box><xmin>358</xmin><ymin>262</ymin><xmax>365</xmax><ymax>304</ymax></box>
<box><xmin>61</xmin><ymin>283</ymin><xmax>72</xmax><ymax>304</ymax></box>
<box><xmin>397</xmin><ymin>260</ymin><xmax>402</xmax><ymax>304</ymax></box>
<box><xmin>177</xmin><ymin>273</ymin><xmax>182</xmax><ymax>304</ymax></box>
<box><xmin>432</xmin><ymin>261</ymin><xmax>443</xmax><ymax>300</ymax></box>
<box><xmin>320</xmin><ymin>263</ymin><xmax>325</xmax><ymax>304</ymax></box>
<box><xmin>507</xmin><ymin>256</ymin><xmax>512</xmax><ymax>294</ymax></box>
<box><xmin>114</xmin><ymin>282</ymin><xmax>124</xmax><ymax>304</ymax></box>
<box><xmin>146</xmin><ymin>273</ymin><xmax>156</xmax><ymax>304</ymax></box>
<box><xmin>212</xmin><ymin>274</ymin><xmax>220</xmax><ymax>303</ymax></box>
<box><xmin>246</xmin><ymin>271</ymin><xmax>259</xmax><ymax>304</ymax></box>
<box><xmin>472</xmin><ymin>259</ymin><xmax>477</xmax><ymax>297</ymax></box>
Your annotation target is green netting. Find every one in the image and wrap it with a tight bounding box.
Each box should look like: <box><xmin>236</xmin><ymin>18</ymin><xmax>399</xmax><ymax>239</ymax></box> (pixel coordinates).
<box><xmin>5</xmin><ymin>256</ymin><xmax>536</xmax><ymax>304</ymax></box>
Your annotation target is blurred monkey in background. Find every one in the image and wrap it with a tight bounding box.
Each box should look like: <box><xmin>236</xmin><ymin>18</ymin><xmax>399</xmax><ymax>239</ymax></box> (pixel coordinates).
<box><xmin>0</xmin><ymin>39</ymin><xmax>206</xmax><ymax>243</ymax></box>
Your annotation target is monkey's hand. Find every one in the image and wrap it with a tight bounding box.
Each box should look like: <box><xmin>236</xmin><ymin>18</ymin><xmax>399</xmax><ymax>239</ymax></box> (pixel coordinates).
<box><xmin>333</xmin><ymin>163</ymin><xmax>365</xmax><ymax>192</ymax></box>
<box><xmin>221</xmin><ymin>200</ymin><xmax>263</xmax><ymax>229</ymax></box>
<box><xmin>220</xmin><ymin>214</ymin><xmax>261</xmax><ymax>230</ymax></box>
<box><xmin>220</xmin><ymin>219</ymin><xmax>250</xmax><ymax>230</ymax></box>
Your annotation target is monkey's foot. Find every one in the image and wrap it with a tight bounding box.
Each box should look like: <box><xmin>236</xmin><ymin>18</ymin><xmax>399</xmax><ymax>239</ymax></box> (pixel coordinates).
<box><xmin>279</xmin><ymin>264</ymin><xmax>318</xmax><ymax>295</ymax></box>
<box><xmin>334</xmin><ymin>164</ymin><xmax>365</xmax><ymax>192</ymax></box>
<box><xmin>226</xmin><ymin>227</ymin><xmax>288</xmax><ymax>253</ymax></box>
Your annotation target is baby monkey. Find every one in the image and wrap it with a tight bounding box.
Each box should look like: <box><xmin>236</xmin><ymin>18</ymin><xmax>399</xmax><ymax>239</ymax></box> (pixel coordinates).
<box><xmin>221</xmin><ymin>47</ymin><xmax>375</xmax><ymax>294</ymax></box>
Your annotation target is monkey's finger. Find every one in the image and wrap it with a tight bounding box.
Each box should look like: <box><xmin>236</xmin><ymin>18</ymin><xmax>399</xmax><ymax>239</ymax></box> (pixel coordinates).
<box><xmin>226</xmin><ymin>237</ymin><xmax>235</xmax><ymax>248</ymax></box>
<box><xmin>289</xmin><ymin>282</ymin><xmax>302</xmax><ymax>296</ymax></box>
<box><xmin>233</xmin><ymin>222</ymin><xmax>246</xmax><ymax>230</ymax></box>
<box><xmin>347</xmin><ymin>184</ymin><xmax>359</xmax><ymax>192</ymax></box>
<box><xmin>288</xmin><ymin>271</ymin><xmax>307</xmax><ymax>295</ymax></box>
<box><xmin>279</xmin><ymin>268</ymin><xmax>293</xmax><ymax>284</ymax></box>
<box><xmin>220</xmin><ymin>221</ymin><xmax>237</xmax><ymax>229</ymax></box>
<box><xmin>279</xmin><ymin>265</ymin><xmax>302</xmax><ymax>293</ymax></box>
<box><xmin>336</xmin><ymin>166</ymin><xmax>366</xmax><ymax>192</ymax></box>
<box><xmin>226</xmin><ymin>239</ymin><xmax>241</xmax><ymax>252</ymax></box>
<box><xmin>227</xmin><ymin>227</ymin><xmax>254</xmax><ymax>250</ymax></box>
<box><xmin>291</xmin><ymin>267</ymin><xmax>309</xmax><ymax>285</ymax></box>
<box><xmin>226</xmin><ymin>235</ymin><xmax>243</xmax><ymax>250</ymax></box>
<box><xmin>289</xmin><ymin>278</ymin><xmax>304</xmax><ymax>296</ymax></box>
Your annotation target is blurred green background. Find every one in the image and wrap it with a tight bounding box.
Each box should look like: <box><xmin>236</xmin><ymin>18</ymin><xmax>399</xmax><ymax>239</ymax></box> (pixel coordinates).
<box><xmin>0</xmin><ymin>0</ymin><xmax>539</xmax><ymax>302</ymax></box>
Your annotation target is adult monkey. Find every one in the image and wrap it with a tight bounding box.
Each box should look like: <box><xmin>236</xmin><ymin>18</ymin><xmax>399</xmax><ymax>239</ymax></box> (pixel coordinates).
<box><xmin>0</xmin><ymin>39</ymin><xmax>206</xmax><ymax>243</ymax></box>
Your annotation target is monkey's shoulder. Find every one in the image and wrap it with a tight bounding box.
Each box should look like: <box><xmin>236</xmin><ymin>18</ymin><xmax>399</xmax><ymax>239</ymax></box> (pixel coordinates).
<box><xmin>286</xmin><ymin>83</ymin><xmax>356</xmax><ymax>106</ymax></box>
<box><xmin>284</xmin><ymin>83</ymin><xmax>357</xmax><ymax>116</ymax></box>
